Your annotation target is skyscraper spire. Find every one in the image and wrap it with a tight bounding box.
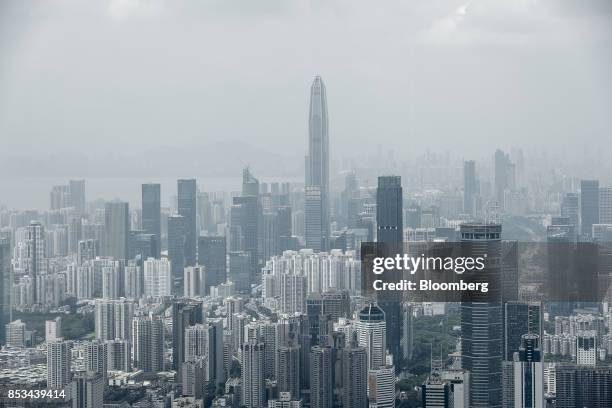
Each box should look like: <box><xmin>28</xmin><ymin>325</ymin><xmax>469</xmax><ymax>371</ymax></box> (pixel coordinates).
<box><xmin>305</xmin><ymin>75</ymin><xmax>330</xmax><ymax>252</ymax></box>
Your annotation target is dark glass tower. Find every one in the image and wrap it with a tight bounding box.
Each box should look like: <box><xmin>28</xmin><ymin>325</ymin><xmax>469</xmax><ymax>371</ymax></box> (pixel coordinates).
<box><xmin>178</xmin><ymin>179</ymin><xmax>197</xmax><ymax>267</ymax></box>
<box><xmin>167</xmin><ymin>214</ymin><xmax>186</xmax><ymax>291</ymax></box>
<box><xmin>305</xmin><ymin>76</ymin><xmax>329</xmax><ymax>252</ymax></box>
<box><xmin>580</xmin><ymin>179</ymin><xmax>599</xmax><ymax>236</ymax></box>
<box><xmin>376</xmin><ymin>176</ymin><xmax>403</xmax><ymax>244</ymax></box>
<box><xmin>460</xmin><ymin>223</ymin><xmax>503</xmax><ymax>408</ymax></box>
<box><xmin>197</xmin><ymin>235</ymin><xmax>227</xmax><ymax>293</ymax></box>
<box><xmin>142</xmin><ymin>183</ymin><xmax>161</xmax><ymax>257</ymax></box>
<box><xmin>375</xmin><ymin>175</ymin><xmax>403</xmax><ymax>362</ymax></box>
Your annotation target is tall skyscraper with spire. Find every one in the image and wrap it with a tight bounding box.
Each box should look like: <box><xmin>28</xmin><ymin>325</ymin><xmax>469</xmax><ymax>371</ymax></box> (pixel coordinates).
<box><xmin>305</xmin><ymin>76</ymin><xmax>329</xmax><ymax>252</ymax></box>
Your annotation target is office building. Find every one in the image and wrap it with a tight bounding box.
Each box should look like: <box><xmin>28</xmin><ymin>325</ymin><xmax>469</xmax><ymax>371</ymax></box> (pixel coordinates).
<box><xmin>198</xmin><ymin>235</ymin><xmax>227</xmax><ymax>294</ymax></box>
<box><xmin>561</xmin><ymin>193</ymin><xmax>580</xmax><ymax>228</ymax></box>
<box><xmin>71</xmin><ymin>371</ymin><xmax>103</xmax><ymax>408</ymax></box>
<box><xmin>367</xmin><ymin>365</ymin><xmax>395</xmax><ymax>408</ymax></box>
<box><xmin>168</xmin><ymin>214</ymin><xmax>187</xmax><ymax>289</ymax></box>
<box><xmin>513</xmin><ymin>334</ymin><xmax>543</xmax><ymax>408</ymax></box>
<box><xmin>178</xmin><ymin>179</ymin><xmax>197</xmax><ymax>267</ymax></box>
<box><xmin>375</xmin><ymin>176</ymin><xmax>402</xmax><ymax>361</ymax></box>
<box><xmin>104</xmin><ymin>201</ymin><xmax>129</xmax><ymax>260</ymax></box>
<box><xmin>460</xmin><ymin>223</ymin><xmax>503</xmax><ymax>408</ymax></box>
<box><xmin>184</xmin><ymin>265</ymin><xmax>205</xmax><ymax>298</ymax></box>
<box><xmin>305</xmin><ymin>76</ymin><xmax>329</xmax><ymax>252</ymax></box>
<box><xmin>355</xmin><ymin>303</ymin><xmax>386</xmax><ymax>372</ymax></box>
<box><xmin>69</xmin><ymin>180</ymin><xmax>86</xmax><ymax>214</ymax></box>
<box><xmin>463</xmin><ymin>160</ymin><xmax>478</xmax><ymax>216</ymax></box>
<box><xmin>504</xmin><ymin>302</ymin><xmax>542</xmax><ymax>361</ymax></box>
<box><xmin>142</xmin><ymin>183</ymin><xmax>161</xmax><ymax>257</ymax></box>
<box><xmin>580</xmin><ymin>180</ymin><xmax>599</xmax><ymax>236</ymax></box>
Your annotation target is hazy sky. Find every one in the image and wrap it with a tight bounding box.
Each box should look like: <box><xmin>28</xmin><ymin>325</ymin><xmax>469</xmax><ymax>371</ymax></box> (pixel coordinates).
<box><xmin>1</xmin><ymin>0</ymin><xmax>610</xmax><ymax>178</ymax></box>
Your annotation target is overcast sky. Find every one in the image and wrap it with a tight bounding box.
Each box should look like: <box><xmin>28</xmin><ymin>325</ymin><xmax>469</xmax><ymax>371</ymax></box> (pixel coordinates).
<box><xmin>1</xmin><ymin>0</ymin><xmax>610</xmax><ymax>178</ymax></box>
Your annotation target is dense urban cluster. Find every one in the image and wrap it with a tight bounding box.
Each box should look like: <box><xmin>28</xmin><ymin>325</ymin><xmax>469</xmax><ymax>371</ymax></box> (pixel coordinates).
<box><xmin>1</xmin><ymin>77</ymin><xmax>612</xmax><ymax>408</ymax></box>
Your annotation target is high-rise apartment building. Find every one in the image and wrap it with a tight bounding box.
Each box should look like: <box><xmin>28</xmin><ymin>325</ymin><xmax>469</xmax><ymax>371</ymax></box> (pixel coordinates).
<box><xmin>47</xmin><ymin>340</ymin><xmax>72</xmax><ymax>389</ymax></box>
<box><xmin>241</xmin><ymin>340</ymin><xmax>266</xmax><ymax>408</ymax></box>
<box><xmin>143</xmin><ymin>257</ymin><xmax>171</xmax><ymax>297</ymax></box>
<box><xmin>0</xmin><ymin>236</ymin><xmax>10</xmax><ymax>345</ymax></box>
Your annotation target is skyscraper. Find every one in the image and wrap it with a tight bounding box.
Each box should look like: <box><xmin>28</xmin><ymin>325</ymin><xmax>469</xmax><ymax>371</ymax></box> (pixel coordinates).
<box><xmin>132</xmin><ymin>315</ymin><xmax>164</xmax><ymax>373</ymax></box>
<box><xmin>460</xmin><ymin>223</ymin><xmax>503</xmax><ymax>408</ymax></box>
<box><xmin>377</xmin><ymin>176</ymin><xmax>403</xmax><ymax>244</ymax></box>
<box><xmin>232</xmin><ymin>193</ymin><xmax>260</xmax><ymax>283</ymax></box>
<box><xmin>513</xmin><ymin>334</ymin><xmax>543</xmax><ymax>408</ymax></box>
<box><xmin>599</xmin><ymin>187</ymin><xmax>612</xmax><ymax>224</ymax></box>
<box><xmin>278</xmin><ymin>342</ymin><xmax>301</xmax><ymax>399</ymax></box>
<box><xmin>103</xmin><ymin>201</ymin><xmax>129</xmax><ymax>260</ymax></box>
<box><xmin>342</xmin><ymin>333</ymin><xmax>368</xmax><ymax>408</ymax></box>
<box><xmin>561</xmin><ymin>193</ymin><xmax>580</xmax><ymax>228</ymax></box>
<box><xmin>26</xmin><ymin>221</ymin><xmax>46</xmax><ymax>304</ymax></box>
<box><xmin>47</xmin><ymin>340</ymin><xmax>72</xmax><ymax>389</ymax></box>
<box><xmin>355</xmin><ymin>304</ymin><xmax>387</xmax><ymax>373</ymax></box>
<box><xmin>241</xmin><ymin>340</ymin><xmax>266</xmax><ymax>408</ymax></box>
<box><xmin>375</xmin><ymin>176</ymin><xmax>402</xmax><ymax>361</ymax></box>
<box><xmin>310</xmin><ymin>345</ymin><xmax>333</xmax><ymax>408</ymax></box>
<box><xmin>143</xmin><ymin>257</ymin><xmax>172</xmax><ymax>298</ymax></box>
<box><xmin>305</xmin><ymin>76</ymin><xmax>329</xmax><ymax>252</ymax></box>
<box><xmin>141</xmin><ymin>183</ymin><xmax>161</xmax><ymax>258</ymax></box>
<box><xmin>177</xmin><ymin>179</ymin><xmax>197</xmax><ymax>267</ymax></box>
<box><xmin>167</xmin><ymin>214</ymin><xmax>186</xmax><ymax>289</ymax></box>
<box><xmin>367</xmin><ymin>365</ymin><xmax>396</xmax><ymax>408</ymax></box>
<box><xmin>71</xmin><ymin>371</ymin><xmax>104</xmax><ymax>408</ymax></box>
<box><xmin>0</xmin><ymin>235</ymin><xmax>10</xmax><ymax>345</ymax></box>
<box><xmin>580</xmin><ymin>180</ymin><xmax>599</xmax><ymax>236</ymax></box>
<box><xmin>463</xmin><ymin>160</ymin><xmax>477</xmax><ymax>216</ymax></box>
<box><xmin>94</xmin><ymin>298</ymin><xmax>134</xmax><ymax>341</ymax></box>
<box><xmin>198</xmin><ymin>235</ymin><xmax>227</xmax><ymax>294</ymax></box>
<box><xmin>172</xmin><ymin>300</ymin><xmax>203</xmax><ymax>375</ymax></box>
<box><xmin>84</xmin><ymin>341</ymin><xmax>108</xmax><ymax>386</ymax></box>
<box><xmin>69</xmin><ymin>179</ymin><xmax>86</xmax><ymax>215</ymax></box>
<box><xmin>494</xmin><ymin>149</ymin><xmax>513</xmax><ymax>210</ymax></box>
